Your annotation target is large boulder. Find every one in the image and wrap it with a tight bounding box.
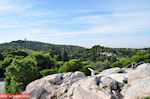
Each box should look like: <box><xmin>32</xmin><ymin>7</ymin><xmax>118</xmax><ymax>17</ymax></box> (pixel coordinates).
<box><xmin>121</xmin><ymin>77</ymin><xmax>150</xmax><ymax>99</ymax></box>
<box><xmin>98</xmin><ymin>67</ymin><xmax>122</xmax><ymax>76</ymax></box>
<box><xmin>120</xmin><ymin>63</ymin><xmax>150</xmax><ymax>99</ymax></box>
<box><xmin>70</xmin><ymin>71</ymin><xmax>86</xmax><ymax>78</ymax></box>
<box><xmin>100</xmin><ymin>76</ymin><xmax>121</xmax><ymax>91</ymax></box>
<box><xmin>24</xmin><ymin>63</ymin><xmax>150</xmax><ymax>99</ymax></box>
<box><xmin>25</xmin><ymin>71</ymin><xmax>86</xmax><ymax>99</ymax></box>
<box><xmin>133</xmin><ymin>63</ymin><xmax>150</xmax><ymax>78</ymax></box>
<box><xmin>68</xmin><ymin>78</ymin><xmax>122</xmax><ymax>99</ymax></box>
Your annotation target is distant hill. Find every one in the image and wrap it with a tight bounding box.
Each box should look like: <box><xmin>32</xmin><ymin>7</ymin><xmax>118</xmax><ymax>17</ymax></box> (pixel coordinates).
<box><xmin>0</xmin><ymin>40</ymin><xmax>84</xmax><ymax>52</ymax></box>
<box><xmin>0</xmin><ymin>40</ymin><xmax>141</xmax><ymax>61</ymax></box>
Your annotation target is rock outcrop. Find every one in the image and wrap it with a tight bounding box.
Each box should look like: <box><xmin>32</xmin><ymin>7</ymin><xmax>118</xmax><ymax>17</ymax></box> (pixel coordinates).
<box><xmin>24</xmin><ymin>63</ymin><xmax>150</xmax><ymax>99</ymax></box>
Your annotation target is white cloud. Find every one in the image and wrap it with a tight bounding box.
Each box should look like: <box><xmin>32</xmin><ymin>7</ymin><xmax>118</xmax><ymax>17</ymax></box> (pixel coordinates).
<box><xmin>51</xmin><ymin>11</ymin><xmax>150</xmax><ymax>37</ymax></box>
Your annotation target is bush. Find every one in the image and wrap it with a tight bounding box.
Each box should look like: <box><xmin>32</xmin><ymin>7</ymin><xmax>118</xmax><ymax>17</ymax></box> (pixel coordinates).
<box><xmin>144</xmin><ymin>54</ymin><xmax>150</xmax><ymax>62</ymax></box>
<box><xmin>90</xmin><ymin>61</ymin><xmax>110</xmax><ymax>72</ymax></box>
<box><xmin>112</xmin><ymin>61</ymin><xmax>122</xmax><ymax>68</ymax></box>
<box><xmin>30</xmin><ymin>52</ymin><xmax>55</xmax><ymax>71</ymax></box>
<box><xmin>0</xmin><ymin>53</ymin><xmax>4</xmax><ymax>61</ymax></box>
<box><xmin>58</xmin><ymin>59</ymin><xmax>82</xmax><ymax>73</ymax></box>
<box><xmin>40</xmin><ymin>69</ymin><xmax>57</xmax><ymax>77</ymax></box>
<box><xmin>55</xmin><ymin>61</ymin><xmax>63</xmax><ymax>69</ymax></box>
<box><xmin>9</xmin><ymin>51</ymin><xmax>28</xmax><ymax>57</ymax></box>
<box><xmin>5</xmin><ymin>57</ymin><xmax>40</xmax><ymax>93</ymax></box>
<box><xmin>0</xmin><ymin>61</ymin><xmax>5</xmax><ymax>77</ymax></box>
<box><xmin>111</xmin><ymin>53</ymin><xmax>150</xmax><ymax>68</ymax></box>
<box><xmin>1</xmin><ymin>57</ymin><xmax>13</xmax><ymax>70</ymax></box>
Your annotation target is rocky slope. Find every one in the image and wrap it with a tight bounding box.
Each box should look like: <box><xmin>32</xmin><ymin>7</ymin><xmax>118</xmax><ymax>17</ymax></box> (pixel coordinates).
<box><xmin>24</xmin><ymin>63</ymin><xmax>150</xmax><ymax>99</ymax></box>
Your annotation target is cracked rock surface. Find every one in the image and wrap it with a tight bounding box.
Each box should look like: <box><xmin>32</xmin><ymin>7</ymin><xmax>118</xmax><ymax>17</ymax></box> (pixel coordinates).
<box><xmin>24</xmin><ymin>63</ymin><xmax>150</xmax><ymax>99</ymax></box>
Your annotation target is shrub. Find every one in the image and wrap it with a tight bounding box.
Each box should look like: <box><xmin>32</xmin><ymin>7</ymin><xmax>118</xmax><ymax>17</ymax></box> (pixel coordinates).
<box><xmin>144</xmin><ymin>54</ymin><xmax>150</xmax><ymax>62</ymax></box>
<box><xmin>0</xmin><ymin>61</ymin><xmax>5</xmax><ymax>77</ymax></box>
<box><xmin>58</xmin><ymin>59</ymin><xmax>82</xmax><ymax>73</ymax></box>
<box><xmin>30</xmin><ymin>52</ymin><xmax>55</xmax><ymax>71</ymax></box>
<box><xmin>1</xmin><ymin>57</ymin><xmax>13</xmax><ymax>70</ymax></box>
<box><xmin>0</xmin><ymin>53</ymin><xmax>4</xmax><ymax>61</ymax></box>
<box><xmin>5</xmin><ymin>57</ymin><xmax>40</xmax><ymax>93</ymax></box>
<box><xmin>111</xmin><ymin>61</ymin><xmax>122</xmax><ymax>68</ymax></box>
<box><xmin>90</xmin><ymin>61</ymin><xmax>110</xmax><ymax>72</ymax></box>
<box><xmin>9</xmin><ymin>51</ymin><xmax>28</xmax><ymax>57</ymax></box>
<box><xmin>40</xmin><ymin>69</ymin><xmax>57</xmax><ymax>77</ymax></box>
<box><xmin>55</xmin><ymin>61</ymin><xmax>63</xmax><ymax>69</ymax></box>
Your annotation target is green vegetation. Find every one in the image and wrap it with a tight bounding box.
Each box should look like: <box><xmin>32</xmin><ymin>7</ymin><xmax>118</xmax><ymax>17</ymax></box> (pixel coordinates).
<box><xmin>102</xmin><ymin>86</ymin><xmax>107</xmax><ymax>89</ymax></box>
<box><xmin>40</xmin><ymin>69</ymin><xmax>57</xmax><ymax>77</ymax></box>
<box><xmin>145</xmin><ymin>97</ymin><xmax>150</xmax><ymax>99</ymax></box>
<box><xmin>58</xmin><ymin>59</ymin><xmax>82</xmax><ymax>73</ymax></box>
<box><xmin>69</xmin><ymin>93</ymin><xmax>74</xmax><ymax>97</ymax></box>
<box><xmin>96</xmin><ymin>81</ymin><xmax>100</xmax><ymax>86</ymax></box>
<box><xmin>0</xmin><ymin>40</ymin><xmax>149</xmax><ymax>93</ymax></box>
<box><xmin>112</xmin><ymin>52</ymin><xmax>150</xmax><ymax>68</ymax></box>
<box><xmin>5</xmin><ymin>57</ymin><xmax>40</xmax><ymax>93</ymax></box>
<box><xmin>0</xmin><ymin>40</ymin><xmax>139</xmax><ymax>62</ymax></box>
<box><xmin>117</xmin><ymin>70</ymin><xmax>124</xmax><ymax>73</ymax></box>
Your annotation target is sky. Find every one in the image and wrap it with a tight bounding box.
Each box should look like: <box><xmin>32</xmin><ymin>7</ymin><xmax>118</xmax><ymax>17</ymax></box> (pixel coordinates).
<box><xmin>0</xmin><ymin>0</ymin><xmax>150</xmax><ymax>48</ymax></box>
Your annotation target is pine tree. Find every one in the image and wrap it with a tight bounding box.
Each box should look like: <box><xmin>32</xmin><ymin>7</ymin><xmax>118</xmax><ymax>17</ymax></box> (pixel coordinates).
<box><xmin>57</xmin><ymin>50</ymin><xmax>62</xmax><ymax>61</ymax></box>
<box><xmin>62</xmin><ymin>50</ymin><xmax>69</xmax><ymax>62</ymax></box>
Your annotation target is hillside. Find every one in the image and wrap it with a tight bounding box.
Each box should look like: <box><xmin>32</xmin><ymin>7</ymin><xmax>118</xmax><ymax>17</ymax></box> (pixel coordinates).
<box><xmin>0</xmin><ymin>40</ymin><xmax>139</xmax><ymax>61</ymax></box>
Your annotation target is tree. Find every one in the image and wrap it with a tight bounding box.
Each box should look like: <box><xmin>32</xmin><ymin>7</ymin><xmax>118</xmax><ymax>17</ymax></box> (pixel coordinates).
<box><xmin>49</xmin><ymin>49</ymin><xmax>55</xmax><ymax>58</ymax></box>
<box><xmin>58</xmin><ymin>59</ymin><xmax>82</xmax><ymax>73</ymax></box>
<box><xmin>40</xmin><ymin>69</ymin><xmax>57</xmax><ymax>77</ymax></box>
<box><xmin>5</xmin><ymin>57</ymin><xmax>40</xmax><ymax>93</ymax></box>
<box><xmin>91</xmin><ymin>48</ymin><xmax>96</xmax><ymax>62</ymax></box>
<box><xmin>62</xmin><ymin>50</ymin><xmax>69</xmax><ymax>62</ymax></box>
<box><xmin>147</xmin><ymin>48</ymin><xmax>150</xmax><ymax>54</ymax></box>
<box><xmin>9</xmin><ymin>51</ymin><xmax>28</xmax><ymax>57</ymax></box>
<box><xmin>1</xmin><ymin>56</ymin><xmax>13</xmax><ymax>70</ymax></box>
<box><xmin>0</xmin><ymin>53</ymin><xmax>4</xmax><ymax>61</ymax></box>
<box><xmin>0</xmin><ymin>61</ymin><xmax>5</xmax><ymax>77</ymax></box>
<box><xmin>144</xmin><ymin>54</ymin><xmax>150</xmax><ymax>62</ymax></box>
<box><xmin>30</xmin><ymin>52</ymin><xmax>55</xmax><ymax>71</ymax></box>
<box><xmin>57</xmin><ymin>50</ymin><xmax>62</xmax><ymax>61</ymax></box>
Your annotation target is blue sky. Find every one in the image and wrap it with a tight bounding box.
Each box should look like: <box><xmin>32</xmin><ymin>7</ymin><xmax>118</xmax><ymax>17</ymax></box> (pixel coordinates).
<box><xmin>0</xmin><ymin>0</ymin><xmax>150</xmax><ymax>48</ymax></box>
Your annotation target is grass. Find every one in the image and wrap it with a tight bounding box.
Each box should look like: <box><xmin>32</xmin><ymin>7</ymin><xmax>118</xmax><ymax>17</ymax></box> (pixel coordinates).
<box><xmin>117</xmin><ymin>70</ymin><xmax>123</xmax><ymax>73</ymax></box>
<box><xmin>102</xmin><ymin>86</ymin><xmax>107</xmax><ymax>89</ymax></box>
<box><xmin>69</xmin><ymin>93</ymin><xmax>74</xmax><ymax>97</ymax></box>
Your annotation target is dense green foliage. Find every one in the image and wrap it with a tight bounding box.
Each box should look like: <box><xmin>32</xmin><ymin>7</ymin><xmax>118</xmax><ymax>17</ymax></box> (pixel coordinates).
<box><xmin>112</xmin><ymin>52</ymin><xmax>150</xmax><ymax>68</ymax></box>
<box><xmin>5</xmin><ymin>57</ymin><xmax>40</xmax><ymax>93</ymax></box>
<box><xmin>90</xmin><ymin>61</ymin><xmax>111</xmax><ymax>72</ymax></box>
<box><xmin>40</xmin><ymin>69</ymin><xmax>57</xmax><ymax>77</ymax></box>
<box><xmin>145</xmin><ymin>97</ymin><xmax>150</xmax><ymax>99</ymax></box>
<box><xmin>58</xmin><ymin>59</ymin><xmax>82</xmax><ymax>73</ymax></box>
<box><xmin>0</xmin><ymin>40</ymin><xmax>140</xmax><ymax>62</ymax></box>
<box><xmin>30</xmin><ymin>52</ymin><xmax>55</xmax><ymax>71</ymax></box>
